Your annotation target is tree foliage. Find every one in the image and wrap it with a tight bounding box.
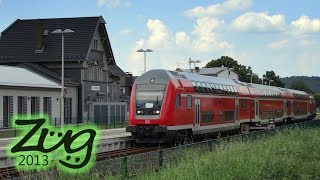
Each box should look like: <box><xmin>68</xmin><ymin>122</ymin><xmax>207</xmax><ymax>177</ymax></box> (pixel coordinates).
<box><xmin>205</xmin><ymin>56</ymin><xmax>256</xmax><ymax>83</ymax></box>
<box><xmin>314</xmin><ymin>92</ymin><xmax>320</xmax><ymax>107</ymax></box>
<box><xmin>290</xmin><ymin>80</ymin><xmax>313</xmax><ymax>94</ymax></box>
<box><xmin>262</xmin><ymin>71</ymin><xmax>285</xmax><ymax>87</ymax></box>
<box><xmin>205</xmin><ymin>56</ymin><xmax>284</xmax><ymax>87</ymax></box>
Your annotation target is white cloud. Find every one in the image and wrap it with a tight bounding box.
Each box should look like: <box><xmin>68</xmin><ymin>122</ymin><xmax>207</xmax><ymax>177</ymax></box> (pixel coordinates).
<box><xmin>97</xmin><ymin>0</ymin><xmax>131</xmax><ymax>8</ymax></box>
<box><xmin>192</xmin><ymin>17</ymin><xmax>232</xmax><ymax>52</ymax></box>
<box><xmin>119</xmin><ymin>29</ymin><xmax>132</xmax><ymax>35</ymax></box>
<box><xmin>291</xmin><ymin>15</ymin><xmax>320</xmax><ymax>34</ymax></box>
<box><xmin>175</xmin><ymin>32</ymin><xmax>190</xmax><ymax>48</ymax></box>
<box><xmin>267</xmin><ymin>40</ymin><xmax>289</xmax><ymax>49</ymax></box>
<box><xmin>125</xmin><ymin>19</ymin><xmax>172</xmax><ymax>75</ymax></box>
<box><xmin>185</xmin><ymin>0</ymin><xmax>252</xmax><ymax>17</ymax></box>
<box><xmin>146</xmin><ymin>19</ymin><xmax>171</xmax><ymax>48</ymax></box>
<box><xmin>232</xmin><ymin>12</ymin><xmax>286</xmax><ymax>32</ymax></box>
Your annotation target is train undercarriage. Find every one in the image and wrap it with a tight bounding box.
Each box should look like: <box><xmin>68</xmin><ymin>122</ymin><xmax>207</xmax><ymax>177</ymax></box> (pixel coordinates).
<box><xmin>127</xmin><ymin>113</ymin><xmax>316</xmax><ymax>144</ymax></box>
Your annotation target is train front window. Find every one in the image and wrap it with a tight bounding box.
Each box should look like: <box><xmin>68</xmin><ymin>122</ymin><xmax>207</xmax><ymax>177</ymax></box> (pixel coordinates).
<box><xmin>136</xmin><ymin>91</ymin><xmax>164</xmax><ymax>106</ymax></box>
<box><xmin>135</xmin><ymin>83</ymin><xmax>166</xmax><ymax>115</ymax></box>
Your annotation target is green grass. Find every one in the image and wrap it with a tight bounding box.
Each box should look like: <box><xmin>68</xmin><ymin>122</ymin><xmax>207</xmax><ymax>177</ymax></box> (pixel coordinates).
<box><xmin>19</xmin><ymin>125</ymin><xmax>320</xmax><ymax>179</ymax></box>
<box><xmin>136</xmin><ymin>127</ymin><xmax>320</xmax><ymax>180</ymax></box>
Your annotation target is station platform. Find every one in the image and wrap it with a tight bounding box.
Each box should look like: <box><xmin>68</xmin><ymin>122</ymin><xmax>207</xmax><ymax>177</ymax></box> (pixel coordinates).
<box><xmin>0</xmin><ymin>128</ymin><xmax>133</xmax><ymax>168</ymax></box>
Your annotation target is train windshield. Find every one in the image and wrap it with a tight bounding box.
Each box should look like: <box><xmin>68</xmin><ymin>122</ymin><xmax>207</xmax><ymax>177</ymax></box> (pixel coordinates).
<box><xmin>135</xmin><ymin>84</ymin><xmax>166</xmax><ymax>108</ymax></box>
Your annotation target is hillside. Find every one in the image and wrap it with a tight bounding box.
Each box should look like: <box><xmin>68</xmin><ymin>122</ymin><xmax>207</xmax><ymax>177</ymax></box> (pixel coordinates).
<box><xmin>281</xmin><ymin>76</ymin><xmax>320</xmax><ymax>93</ymax></box>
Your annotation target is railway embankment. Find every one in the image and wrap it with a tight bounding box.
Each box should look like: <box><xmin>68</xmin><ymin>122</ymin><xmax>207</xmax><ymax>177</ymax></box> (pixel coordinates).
<box><xmin>137</xmin><ymin>120</ymin><xmax>320</xmax><ymax>179</ymax></box>
<box><xmin>15</xmin><ymin>120</ymin><xmax>320</xmax><ymax>179</ymax></box>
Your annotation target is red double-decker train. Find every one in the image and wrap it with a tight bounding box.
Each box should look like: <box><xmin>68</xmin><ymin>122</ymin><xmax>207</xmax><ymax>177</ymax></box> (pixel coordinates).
<box><xmin>126</xmin><ymin>69</ymin><xmax>316</xmax><ymax>143</ymax></box>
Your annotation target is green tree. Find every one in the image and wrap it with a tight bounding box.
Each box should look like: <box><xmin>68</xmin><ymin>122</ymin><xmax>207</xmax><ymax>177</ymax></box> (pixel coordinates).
<box><xmin>313</xmin><ymin>92</ymin><xmax>320</xmax><ymax>107</ymax></box>
<box><xmin>290</xmin><ymin>80</ymin><xmax>313</xmax><ymax>94</ymax></box>
<box><xmin>262</xmin><ymin>70</ymin><xmax>285</xmax><ymax>87</ymax></box>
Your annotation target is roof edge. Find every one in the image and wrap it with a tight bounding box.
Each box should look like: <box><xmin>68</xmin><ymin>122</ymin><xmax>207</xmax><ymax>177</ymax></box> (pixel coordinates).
<box><xmin>1</xmin><ymin>19</ymin><xmax>20</xmax><ymax>38</ymax></box>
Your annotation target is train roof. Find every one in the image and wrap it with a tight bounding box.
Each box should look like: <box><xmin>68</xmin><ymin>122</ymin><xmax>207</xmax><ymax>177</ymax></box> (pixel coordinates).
<box><xmin>176</xmin><ymin>71</ymin><xmax>237</xmax><ymax>86</ymax></box>
<box><xmin>138</xmin><ymin>70</ymin><xmax>310</xmax><ymax>97</ymax></box>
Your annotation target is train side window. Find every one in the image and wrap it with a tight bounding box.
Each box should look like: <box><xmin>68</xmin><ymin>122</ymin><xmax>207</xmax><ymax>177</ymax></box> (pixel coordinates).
<box><xmin>196</xmin><ymin>82</ymin><xmax>202</xmax><ymax>93</ymax></box>
<box><xmin>233</xmin><ymin>86</ymin><xmax>238</xmax><ymax>94</ymax></box>
<box><xmin>205</xmin><ymin>83</ymin><xmax>210</xmax><ymax>93</ymax></box>
<box><xmin>176</xmin><ymin>94</ymin><xmax>181</xmax><ymax>108</ymax></box>
<box><xmin>192</xmin><ymin>81</ymin><xmax>198</xmax><ymax>93</ymax></box>
<box><xmin>187</xmin><ymin>95</ymin><xmax>192</xmax><ymax>109</ymax></box>
<box><xmin>218</xmin><ymin>85</ymin><xmax>224</xmax><ymax>94</ymax></box>
<box><xmin>201</xmin><ymin>82</ymin><xmax>208</xmax><ymax>93</ymax></box>
<box><xmin>222</xmin><ymin>85</ymin><xmax>228</xmax><ymax>94</ymax></box>
<box><xmin>210</xmin><ymin>84</ymin><xmax>216</xmax><ymax>94</ymax></box>
<box><xmin>241</xmin><ymin>99</ymin><xmax>247</xmax><ymax>109</ymax></box>
<box><xmin>205</xmin><ymin>83</ymin><xmax>211</xmax><ymax>93</ymax></box>
<box><xmin>227</xmin><ymin>86</ymin><xmax>232</xmax><ymax>94</ymax></box>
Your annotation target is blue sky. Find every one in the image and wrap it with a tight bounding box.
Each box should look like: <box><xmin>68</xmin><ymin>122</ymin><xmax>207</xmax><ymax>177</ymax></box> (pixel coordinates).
<box><xmin>0</xmin><ymin>0</ymin><xmax>319</xmax><ymax>77</ymax></box>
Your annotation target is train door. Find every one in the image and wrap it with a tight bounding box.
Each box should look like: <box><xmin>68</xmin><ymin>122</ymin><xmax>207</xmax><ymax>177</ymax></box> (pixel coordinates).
<box><xmin>284</xmin><ymin>100</ymin><xmax>287</xmax><ymax>117</ymax></box>
<box><xmin>255</xmin><ymin>98</ymin><xmax>259</xmax><ymax>120</ymax></box>
<box><xmin>291</xmin><ymin>100</ymin><xmax>294</xmax><ymax>116</ymax></box>
<box><xmin>194</xmin><ymin>99</ymin><xmax>200</xmax><ymax>129</ymax></box>
<box><xmin>251</xmin><ymin>99</ymin><xmax>255</xmax><ymax>120</ymax></box>
<box><xmin>307</xmin><ymin>101</ymin><xmax>310</xmax><ymax>115</ymax></box>
<box><xmin>235</xmin><ymin>99</ymin><xmax>239</xmax><ymax>123</ymax></box>
<box><xmin>287</xmin><ymin>101</ymin><xmax>291</xmax><ymax>117</ymax></box>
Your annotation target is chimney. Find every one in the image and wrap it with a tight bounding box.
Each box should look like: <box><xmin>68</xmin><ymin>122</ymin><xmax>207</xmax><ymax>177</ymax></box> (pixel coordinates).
<box><xmin>35</xmin><ymin>21</ymin><xmax>44</xmax><ymax>53</ymax></box>
<box><xmin>195</xmin><ymin>67</ymin><xmax>200</xmax><ymax>72</ymax></box>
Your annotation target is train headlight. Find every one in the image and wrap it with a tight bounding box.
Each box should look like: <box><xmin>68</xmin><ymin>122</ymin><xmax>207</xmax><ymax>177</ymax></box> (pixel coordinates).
<box><xmin>154</xmin><ymin>110</ymin><xmax>160</xmax><ymax>114</ymax></box>
<box><xmin>137</xmin><ymin>110</ymin><xmax>144</xmax><ymax>115</ymax></box>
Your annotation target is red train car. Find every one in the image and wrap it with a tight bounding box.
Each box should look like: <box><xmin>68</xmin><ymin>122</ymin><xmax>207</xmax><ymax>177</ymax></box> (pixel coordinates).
<box><xmin>126</xmin><ymin>70</ymin><xmax>316</xmax><ymax>143</ymax></box>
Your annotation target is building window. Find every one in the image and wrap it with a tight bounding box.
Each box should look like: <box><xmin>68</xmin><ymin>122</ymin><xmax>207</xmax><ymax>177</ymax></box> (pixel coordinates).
<box><xmin>94</xmin><ymin>39</ymin><xmax>98</xmax><ymax>50</ymax></box>
<box><xmin>187</xmin><ymin>95</ymin><xmax>192</xmax><ymax>109</ymax></box>
<box><xmin>31</xmin><ymin>97</ymin><xmax>40</xmax><ymax>116</ymax></box>
<box><xmin>43</xmin><ymin>97</ymin><xmax>52</xmax><ymax>119</ymax></box>
<box><xmin>85</xmin><ymin>64</ymin><xmax>103</xmax><ymax>81</ymax></box>
<box><xmin>97</xmin><ymin>94</ymin><xmax>105</xmax><ymax>102</ymax></box>
<box><xmin>64</xmin><ymin>97</ymin><xmax>72</xmax><ymax>124</ymax></box>
<box><xmin>18</xmin><ymin>96</ymin><xmax>27</xmax><ymax>116</ymax></box>
<box><xmin>3</xmin><ymin>96</ymin><xmax>13</xmax><ymax>128</ymax></box>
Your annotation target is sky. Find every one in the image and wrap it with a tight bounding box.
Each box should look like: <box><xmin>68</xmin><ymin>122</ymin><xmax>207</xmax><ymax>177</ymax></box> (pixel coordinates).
<box><xmin>0</xmin><ymin>0</ymin><xmax>319</xmax><ymax>77</ymax></box>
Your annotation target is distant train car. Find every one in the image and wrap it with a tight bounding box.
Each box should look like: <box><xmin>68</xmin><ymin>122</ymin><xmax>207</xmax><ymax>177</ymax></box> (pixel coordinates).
<box><xmin>126</xmin><ymin>69</ymin><xmax>316</xmax><ymax>143</ymax></box>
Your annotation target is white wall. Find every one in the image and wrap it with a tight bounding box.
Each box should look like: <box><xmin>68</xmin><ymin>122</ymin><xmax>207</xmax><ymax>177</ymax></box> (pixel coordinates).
<box><xmin>0</xmin><ymin>86</ymin><xmax>78</xmax><ymax>128</ymax></box>
<box><xmin>217</xmin><ymin>69</ymin><xmax>239</xmax><ymax>80</ymax></box>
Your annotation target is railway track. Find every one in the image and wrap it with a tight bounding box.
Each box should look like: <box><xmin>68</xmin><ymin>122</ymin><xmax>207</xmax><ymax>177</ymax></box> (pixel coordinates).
<box><xmin>0</xmin><ymin>146</ymin><xmax>159</xmax><ymax>179</ymax></box>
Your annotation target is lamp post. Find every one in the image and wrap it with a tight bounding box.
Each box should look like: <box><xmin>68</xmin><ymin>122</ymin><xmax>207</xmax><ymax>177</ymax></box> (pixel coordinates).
<box><xmin>269</xmin><ymin>80</ymin><xmax>274</xmax><ymax>86</ymax></box>
<box><xmin>137</xmin><ymin>49</ymin><xmax>153</xmax><ymax>73</ymax></box>
<box><xmin>52</xmin><ymin>29</ymin><xmax>74</xmax><ymax>128</ymax></box>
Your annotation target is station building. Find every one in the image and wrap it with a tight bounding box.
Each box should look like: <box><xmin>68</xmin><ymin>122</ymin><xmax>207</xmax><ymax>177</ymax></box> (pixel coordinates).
<box><xmin>0</xmin><ymin>16</ymin><xmax>127</xmax><ymax>123</ymax></box>
<box><xmin>0</xmin><ymin>65</ymin><xmax>78</xmax><ymax>128</ymax></box>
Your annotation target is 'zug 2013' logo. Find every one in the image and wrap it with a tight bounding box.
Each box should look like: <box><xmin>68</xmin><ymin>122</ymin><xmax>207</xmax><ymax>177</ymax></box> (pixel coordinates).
<box><xmin>7</xmin><ymin>115</ymin><xmax>100</xmax><ymax>174</ymax></box>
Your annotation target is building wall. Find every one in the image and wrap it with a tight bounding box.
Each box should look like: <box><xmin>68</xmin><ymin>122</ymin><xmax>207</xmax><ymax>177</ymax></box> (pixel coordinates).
<box><xmin>217</xmin><ymin>70</ymin><xmax>239</xmax><ymax>80</ymax></box>
<box><xmin>0</xmin><ymin>86</ymin><xmax>78</xmax><ymax>128</ymax></box>
<box><xmin>80</xmin><ymin>25</ymin><xmax>121</xmax><ymax>121</ymax></box>
<box><xmin>65</xmin><ymin>86</ymin><xmax>79</xmax><ymax>123</ymax></box>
